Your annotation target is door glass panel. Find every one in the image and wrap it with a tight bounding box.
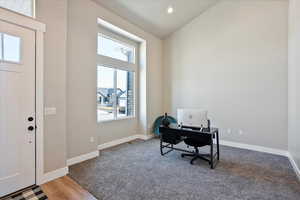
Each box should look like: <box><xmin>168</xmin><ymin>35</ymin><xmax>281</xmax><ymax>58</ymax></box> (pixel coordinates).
<box><xmin>98</xmin><ymin>34</ymin><xmax>135</xmax><ymax>63</ymax></box>
<box><xmin>97</xmin><ymin>66</ymin><xmax>115</xmax><ymax>121</ymax></box>
<box><xmin>117</xmin><ymin>69</ymin><xmax>134</xmax><ymax>118</ymax></box>
<box><xmin>0</xmin><ymin>0</ymin><xmax>34</xmax><ymax>17</ymax></box>
<box><xmin>3</xmin><ymin>34</ymin><xmax>21</xmax><ymax>63</ymax></box>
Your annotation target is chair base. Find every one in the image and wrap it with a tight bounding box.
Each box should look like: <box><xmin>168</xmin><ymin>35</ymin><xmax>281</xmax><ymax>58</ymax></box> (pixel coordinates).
<box><xmin>181</xmin><ymin>152</ymin><xmax>211</xmax><ymax>165</ymax></box>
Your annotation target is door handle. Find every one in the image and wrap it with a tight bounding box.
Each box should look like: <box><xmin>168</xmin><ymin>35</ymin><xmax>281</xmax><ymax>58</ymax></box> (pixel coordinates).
<box><xmin>28</xmin><ymin>126</ymin><xmax>35</xmax><ymax>131</ymax></box>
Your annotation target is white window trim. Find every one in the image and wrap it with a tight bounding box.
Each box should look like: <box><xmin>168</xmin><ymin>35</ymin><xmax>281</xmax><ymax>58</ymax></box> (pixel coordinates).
<box><xmin>99</xmin><ymin>116</ymin><xmax>136</xmax><ymax>123</ymax></box>
<box><xmin>32</xmin><ymin>0</ymin><xmax>36</xmax><ymax>18</ymax></box>
<box><xmin>96</xmin><ymin>55</ymin><xmax>136</xmax><ymax>71</ymax></box>
<box><xmin>97</xmin><ymin>27</ymin><xmax>139</xmax><ymax>123</ymax></box>
<box><xmin>98</xmin><ymin>26</ymin><xmax>138</xmax><ymax>48</ymax></box>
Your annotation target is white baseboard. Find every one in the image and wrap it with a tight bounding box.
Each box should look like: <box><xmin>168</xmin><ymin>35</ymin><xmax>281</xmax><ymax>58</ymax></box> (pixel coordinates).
<box><xmin>286</xmin><ymin>152</ymin><xmax>300</xmax><ymax>181</ymax></box>
<box><xmin>66</xmin><ymin>134</ymin><xmax>153</xmax><ymax>167</ymax></box>
<box><xmin>41</xmin><ymin>167</ymin><xmax>68</xmax><ymax>184</ymax></box>
<box><xmin>41</xmin><ymin>137</ymin><xmax>298</xmax><ymax>186</ymax></box>
<box><xmin>67</xmin><ymin>151</ymin><xmax>99</xmax><ymax>166</ymax></box>
<box><xmin>215</xmin><ymin>140</ymin><xmax>300</xmax><ymax>181</ymax></box>
<box><xmin>220</xmin><ymin>140</ymin><xmax>288</xmax><ymax>157</ymax></box>
<box><xmin>98</xmin><ymin>134</ymin><xmax>154</xmax><ymax>150</ymax></box>
<box><xmin>138</xmin><ymin>134</ymin><xmax>155</xmax><ymax>140</ymax></box>
<box><xmin>98</xmin><ymin>135</ymin><xmax>139</xmax><ymax>150</ymax></box>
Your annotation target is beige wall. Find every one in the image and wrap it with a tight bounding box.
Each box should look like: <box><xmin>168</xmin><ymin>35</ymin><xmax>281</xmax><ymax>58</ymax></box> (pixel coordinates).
<box><xmin>288</xmin><ymin>0</ymin><xmax>300</xmax><ymax>169</ymax></box>
<box><xmin>35</xmin><ymin>0</ymin><xmax>163</xmax><ymax>169</ymax></box>
<box><xmin>34</xmin><ymin>0</ymin><xmax>292</xmax><ymax>173</ymax></box>
<box><xmin>36</xmin><ymin>0</ymin><xmax>68</xmax><ymax>172</ymax></box>
<box><xmin>67</xmin><ymin>0</ymin><xmax>163</xmax><ymax>159</ymax></box>
<box><xmin>163</xmin><ymin>0</ymin><xmax>288</xmax><ymax>150</ymax></box>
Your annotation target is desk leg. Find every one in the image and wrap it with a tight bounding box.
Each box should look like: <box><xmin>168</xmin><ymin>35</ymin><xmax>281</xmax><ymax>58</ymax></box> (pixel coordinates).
<box><xmin>210</xmin><ymin>134</ymin><xmax>214</xmax><ymax>169</ymax></box>
<box><xmin>217</xmin><ymin>131</ymin><xmax>220</xmax><ymax>160</ymax></box>
<box><xmin>160</xmin><ymin>135</ymin><xmax>163</xmax><ymax>156</ymax></box>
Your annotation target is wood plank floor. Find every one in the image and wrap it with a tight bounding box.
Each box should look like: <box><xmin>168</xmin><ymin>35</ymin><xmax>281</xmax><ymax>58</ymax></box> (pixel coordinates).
<box><xmin>41</xmin><ymin>176</ymin><xmax>97</xmax><ymax>200</ymax></box>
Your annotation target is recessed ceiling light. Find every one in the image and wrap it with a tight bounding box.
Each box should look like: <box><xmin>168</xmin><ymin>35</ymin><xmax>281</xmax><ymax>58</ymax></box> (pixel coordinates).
<box><xmin>167</xmin><ymin>6</ymin><xmax>174</xmax><ymax>14</ymax></box>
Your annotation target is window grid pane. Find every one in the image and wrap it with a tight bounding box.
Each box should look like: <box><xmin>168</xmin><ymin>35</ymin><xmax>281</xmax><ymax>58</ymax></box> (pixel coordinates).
<box><xmin>117</xmin><ymin>69</ymin><xmax>135</xmax><ymax>118</ymax></box>
<box><xmin>97</xmin><ymin>34</ymin><xmax>135</xmax><ymax>64</ymax></box>
<box><xmin>97</xmin><ymin>66</ymin><xmax>115</xmax><ymax>121</ymax></box>
<box><xmin>3</xmin><ymin>33</ymin><xmax>21</xmax><ymax>63</ymax></box>
<box><xmin>97</xmin><ymin>66</ymin><xmax>135</xmax><ymax>122</ymax></box>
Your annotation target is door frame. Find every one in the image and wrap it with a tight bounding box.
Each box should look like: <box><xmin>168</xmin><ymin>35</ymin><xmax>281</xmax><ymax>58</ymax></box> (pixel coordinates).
<box><xmin>0</xmin><ymin>8</ymin><xmax>46</xmax><ymax>185</ymax></box>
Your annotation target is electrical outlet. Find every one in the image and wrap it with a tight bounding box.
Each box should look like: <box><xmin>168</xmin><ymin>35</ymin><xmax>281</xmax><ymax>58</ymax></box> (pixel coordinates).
<box><xmin>90</xmin><ymin>137</ymin><xmax>95</xmax><ymax>143</ymax></box>
<box><xmin>44</xmin><ymin>107</ymin><xmax>56</xmax><ymax>115</ymax></box>
<box><xmin>227</xmin><ymin>129</ymin><xmax>232</xmax><ymax>134</ymax></box>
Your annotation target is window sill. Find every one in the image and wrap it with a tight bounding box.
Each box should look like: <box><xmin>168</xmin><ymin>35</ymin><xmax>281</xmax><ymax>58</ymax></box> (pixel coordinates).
<box><xmin>98</xmin><ymin>116</ymin><xmax>136</xmax><ymax>123</ymax></box>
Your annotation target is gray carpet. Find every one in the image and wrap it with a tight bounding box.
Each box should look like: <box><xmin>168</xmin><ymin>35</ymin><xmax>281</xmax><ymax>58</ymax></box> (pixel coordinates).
<box><xmin>69</xmin><ymin>139</ymin><xmax>300</xmax><ymax>200</ymax></box>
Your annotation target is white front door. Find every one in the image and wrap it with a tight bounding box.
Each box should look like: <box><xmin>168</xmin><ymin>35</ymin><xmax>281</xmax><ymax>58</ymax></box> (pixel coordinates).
<box><xmin>0</xmin><ymin>19</ymin><xmax>36</xmax><ymax>197</ymax></box>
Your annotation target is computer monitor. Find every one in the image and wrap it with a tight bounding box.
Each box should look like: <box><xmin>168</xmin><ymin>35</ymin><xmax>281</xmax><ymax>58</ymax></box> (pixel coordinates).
<box><xmin>177</xmin><ymin>109</ymin><xmax>208</xmax><ymax>128</ymax></box>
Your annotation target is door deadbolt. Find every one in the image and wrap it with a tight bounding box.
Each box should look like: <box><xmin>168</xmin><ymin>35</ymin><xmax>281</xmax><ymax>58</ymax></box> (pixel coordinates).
<box><xmin>28</xmin><ymin>126</ymin><xmax>34</xmax><ymax>131</ymax></box>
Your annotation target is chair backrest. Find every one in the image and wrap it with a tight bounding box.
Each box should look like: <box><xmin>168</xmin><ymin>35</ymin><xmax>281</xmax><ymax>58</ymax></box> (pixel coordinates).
<box><xmin>161</xmin><ymin>128</ymin><xmax>183</xmax><ymax>145</ymax></box>
<box><xmin>177</xmin><ymin>109</ymin><xmax>208</xmax><ymax>128</ymax></box>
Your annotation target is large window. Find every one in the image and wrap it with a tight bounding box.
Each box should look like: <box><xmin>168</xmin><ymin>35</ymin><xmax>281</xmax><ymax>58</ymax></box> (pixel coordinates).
<box><xmin>97</xmin><ymin>30</ymin><xmax>137</xmax><ymax>122</ymax></box>
<box><xmin>0</xmin><ymin>0</ymin><xmax>35</xmax><ymax>17</ymax></box>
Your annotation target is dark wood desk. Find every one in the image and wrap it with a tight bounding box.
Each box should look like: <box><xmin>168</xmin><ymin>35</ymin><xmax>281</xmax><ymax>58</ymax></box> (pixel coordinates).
<box><xmin>159</xmin><ymin>124</ymin><xmax>220</xmax><ymax>169</ymax></box>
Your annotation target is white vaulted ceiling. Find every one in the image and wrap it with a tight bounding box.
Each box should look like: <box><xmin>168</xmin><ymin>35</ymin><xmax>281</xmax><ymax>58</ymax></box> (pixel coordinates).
<box><xmin>93</xmin><ymin>0</ymin><xmax>218</xmax><ymax>38</ymax></box>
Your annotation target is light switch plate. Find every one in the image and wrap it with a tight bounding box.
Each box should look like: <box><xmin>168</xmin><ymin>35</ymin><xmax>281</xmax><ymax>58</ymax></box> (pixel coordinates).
<box><xmin>45</xmin><ymin>107</ymin><xmax>57</xmax><ymax>115</ymax></box>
